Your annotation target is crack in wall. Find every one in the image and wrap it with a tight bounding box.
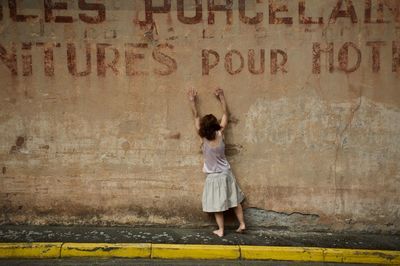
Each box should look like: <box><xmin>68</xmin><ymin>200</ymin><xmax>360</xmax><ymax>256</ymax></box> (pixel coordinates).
<box><xmin>332</xmin><ymin>82</ymin><xmax>363</xmax><ymax>215</ymax></box>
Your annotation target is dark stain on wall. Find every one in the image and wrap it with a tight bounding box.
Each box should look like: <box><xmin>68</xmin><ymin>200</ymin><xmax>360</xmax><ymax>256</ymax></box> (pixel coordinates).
<box><xmin>16</xmin><ymin>136</ymin><xmax>25</xmax><ymax>147</ymax></box>
<box><xmin>39</xmin><ymin>144</ymin><xmax>50</xmax><ymax>150</ymax></box>
<box><xmin>228</xmin><ymin>116</ymin><xmax>239</xmax><ymax>125</ymax></box>
<box><xmin>10</xmin><ymin>136</ymin><xmax>25</xmax><ymax>154</ymax></box>
<box><xmin>226</xmin><ymin>143</ymin><xmax>243</xmax><ymax>156</ymax></box>
<box><xmin>164</xmin><ymin>132</ymin><xmax>181</xmax><ymax>140</ymax></box>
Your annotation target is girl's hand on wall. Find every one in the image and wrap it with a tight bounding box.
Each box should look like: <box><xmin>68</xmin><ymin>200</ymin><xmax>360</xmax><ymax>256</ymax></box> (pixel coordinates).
<box><xmin>188</xmin><ymin>88</ymin><xmax>198</xmax><ymax>102</ymax></box>
<box><xmin>215</xmin><ymin>88</ymin><xmax>225</xmax><ymax>101</ymax></box>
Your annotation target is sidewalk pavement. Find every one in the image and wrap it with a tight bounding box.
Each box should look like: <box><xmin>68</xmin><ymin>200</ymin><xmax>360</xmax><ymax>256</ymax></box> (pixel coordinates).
<box><xmin>0</xmin><ymin>225</ymin><xmax>399</xmax><ymax>264</ymax></box>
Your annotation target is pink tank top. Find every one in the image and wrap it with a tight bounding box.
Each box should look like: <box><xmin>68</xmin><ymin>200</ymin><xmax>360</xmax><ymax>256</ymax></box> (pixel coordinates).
<box><xmin>202</xmin><ymin>131</ymin><xmax>231</xmax><ymax>173</ymax></box>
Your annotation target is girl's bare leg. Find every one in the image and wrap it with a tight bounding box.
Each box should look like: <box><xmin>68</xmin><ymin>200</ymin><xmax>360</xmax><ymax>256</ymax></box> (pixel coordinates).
<box><xmin>213</xmin><ymin>212</ymin><xmax>224</xmax><ymax>237</ymax></box>
<box><xmin>233</xmin><ymin>203</ymin><xmax>246</xmax><ymax>232</ymax></box>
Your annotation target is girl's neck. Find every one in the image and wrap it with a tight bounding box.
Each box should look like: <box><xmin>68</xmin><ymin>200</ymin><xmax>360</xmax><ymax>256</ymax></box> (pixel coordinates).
<box><xmin>205</xmin><ymin>131</ymin><xmax>221</xmax><ymax>147</ymax></box>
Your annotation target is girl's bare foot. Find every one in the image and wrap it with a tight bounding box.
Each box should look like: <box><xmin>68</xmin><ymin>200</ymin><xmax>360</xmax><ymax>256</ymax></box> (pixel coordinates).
<box><xmin>213</xmin><ymin>229</ymin><xmax>224</xmax><ymax>237</ymax></box>
<box><xmin>236</xmin><ymin>224</ymin><xmax>246</xmax><ymax>233</ymax></box>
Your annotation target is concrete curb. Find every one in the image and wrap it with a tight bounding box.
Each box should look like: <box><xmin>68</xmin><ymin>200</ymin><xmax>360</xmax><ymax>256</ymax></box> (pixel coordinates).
<box><xmin>152</xmin><ymin>244</ymin><xmax>240</xmax><ymax>260</ymax></box>
<box><xmin>0</xmin><ymin>243</ymin><xmax>399</xmax><ymax>264</ymax></box>
<box><xmin>0</xmin><ymin>243</ymin><xmax>63</xmax><ymax>259</ymax></box>
<box><xmin>240</xmin><ymin>246</ymin><xmax>400</xmax><ymax>264</ymax></box>
<box><xmin>61</xmin><ymin>243</ymin><xmax>151</xmax><ymax>258</ymax></box>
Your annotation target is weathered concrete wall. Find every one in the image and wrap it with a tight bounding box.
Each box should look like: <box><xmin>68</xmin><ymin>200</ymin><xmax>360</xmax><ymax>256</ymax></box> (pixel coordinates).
<box><xmin>0</xmin><ymin>0</ymin><xmax>399</xmax><ymax>232</ymax></box>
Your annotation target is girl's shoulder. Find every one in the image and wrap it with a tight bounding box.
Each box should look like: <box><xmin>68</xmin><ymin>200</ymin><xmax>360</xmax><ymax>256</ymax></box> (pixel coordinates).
<box><xmin>217</xmin><ymin>130</ymin><xmax>225</xmax><ymax>140</ymax></box>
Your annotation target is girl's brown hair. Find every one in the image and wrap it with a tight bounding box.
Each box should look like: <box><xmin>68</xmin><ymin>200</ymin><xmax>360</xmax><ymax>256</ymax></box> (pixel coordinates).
<box><xmin>199</xmin><ymin>114</ymin><xmax>222</xmax><ymax>140</ymax></box>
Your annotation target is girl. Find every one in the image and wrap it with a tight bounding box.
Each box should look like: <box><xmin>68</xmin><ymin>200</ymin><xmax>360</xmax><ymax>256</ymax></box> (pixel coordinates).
<box><xmin>188</xmin><ymin>87</ymin><xmax>246</xmax><ymax>237</ymax></box>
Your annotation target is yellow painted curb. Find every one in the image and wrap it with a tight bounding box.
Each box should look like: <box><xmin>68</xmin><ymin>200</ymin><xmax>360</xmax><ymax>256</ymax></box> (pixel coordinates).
<box><xmin>323</xmin><ymin>248</ymin><xmax>400</xmax><ymax>265</ymax></box>
<box><xmin>61</xmin><ymin>243</ymin><xmax>151</xmax><ymax>258</ymax></box>
<box><xmin>240</xmin><ymin>245</ymin><xmax>400</xmax><ymax>265</ymax></box>
<box><xmin>152</xmin><ymin>244</ymin><xmax>240</xmax><ymax>260</ymax></box>
<box><xmin>1</xmin><ymin>242</ymin><xmax>399</xmax><ymax>264</ymax></box>
<box><xmin>240</xmin><ymin>246</ymin><xmax>325</xmax><ymax>262</ymax></box>
<box><xmin>0</xmin><ymin>242</ymin><xmax>62</xmax><ymax>259</ymax></box>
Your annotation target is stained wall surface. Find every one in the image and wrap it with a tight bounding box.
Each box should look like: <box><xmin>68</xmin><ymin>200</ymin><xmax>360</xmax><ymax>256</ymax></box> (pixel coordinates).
<box><xmin>0</xmin><ymin>0</ymin><xmax>399</xmax><ymax>232</ymax></box>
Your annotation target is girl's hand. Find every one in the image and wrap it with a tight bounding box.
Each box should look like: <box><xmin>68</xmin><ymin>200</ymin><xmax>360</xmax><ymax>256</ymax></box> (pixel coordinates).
<box><xmin>188</xmin><ymin>88</ymin><xmax>198</xmax><ymax>102</ymax></box>
<box><xmin>214</xmin><ymin>88</ymin><xmax>224</xmax><ymax>100</ymax></box>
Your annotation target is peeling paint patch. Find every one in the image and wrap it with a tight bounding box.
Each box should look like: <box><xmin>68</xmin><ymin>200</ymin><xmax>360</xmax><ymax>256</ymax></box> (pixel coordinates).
<box><xmin>244</xmin><ymin>96</ymin><xmax>400</xmax><ymax>150</ymax></box>
<box><xmin>245</xmin><ymin>208</ymin><xmax>326</xmax><ymax>231</ymax></box>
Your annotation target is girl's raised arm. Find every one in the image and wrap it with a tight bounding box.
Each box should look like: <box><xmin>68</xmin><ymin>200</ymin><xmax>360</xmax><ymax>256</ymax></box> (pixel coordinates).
<box><xmin>215</xmin><ymin>88</ymin><xmax>228</xmax><ymax>131</ymax></box>
<box><xmin>188</xmin><ymin>88</ymin><xmax>200</xmax><ymax>131</ymax></box>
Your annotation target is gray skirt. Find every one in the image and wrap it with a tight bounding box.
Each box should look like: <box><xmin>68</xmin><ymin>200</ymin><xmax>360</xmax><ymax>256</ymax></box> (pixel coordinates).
<box><xmin>202</xmin><ymin>170</ymin><xmax>245</xmax><ymax>213</ymax></box>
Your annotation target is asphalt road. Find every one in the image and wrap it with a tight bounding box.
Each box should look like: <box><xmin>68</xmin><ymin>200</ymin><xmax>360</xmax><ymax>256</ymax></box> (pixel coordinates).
<box><xmin>0</xmin><ymin>259</ymin><xmax>378</xmax><ymax>266</ymax></box>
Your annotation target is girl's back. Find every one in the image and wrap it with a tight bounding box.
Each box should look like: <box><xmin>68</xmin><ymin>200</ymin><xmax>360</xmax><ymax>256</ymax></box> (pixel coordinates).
<box><xmin>202</xmin><ymin>131</ymin><xmax>230</xmax><ymax>174</ymax></box>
